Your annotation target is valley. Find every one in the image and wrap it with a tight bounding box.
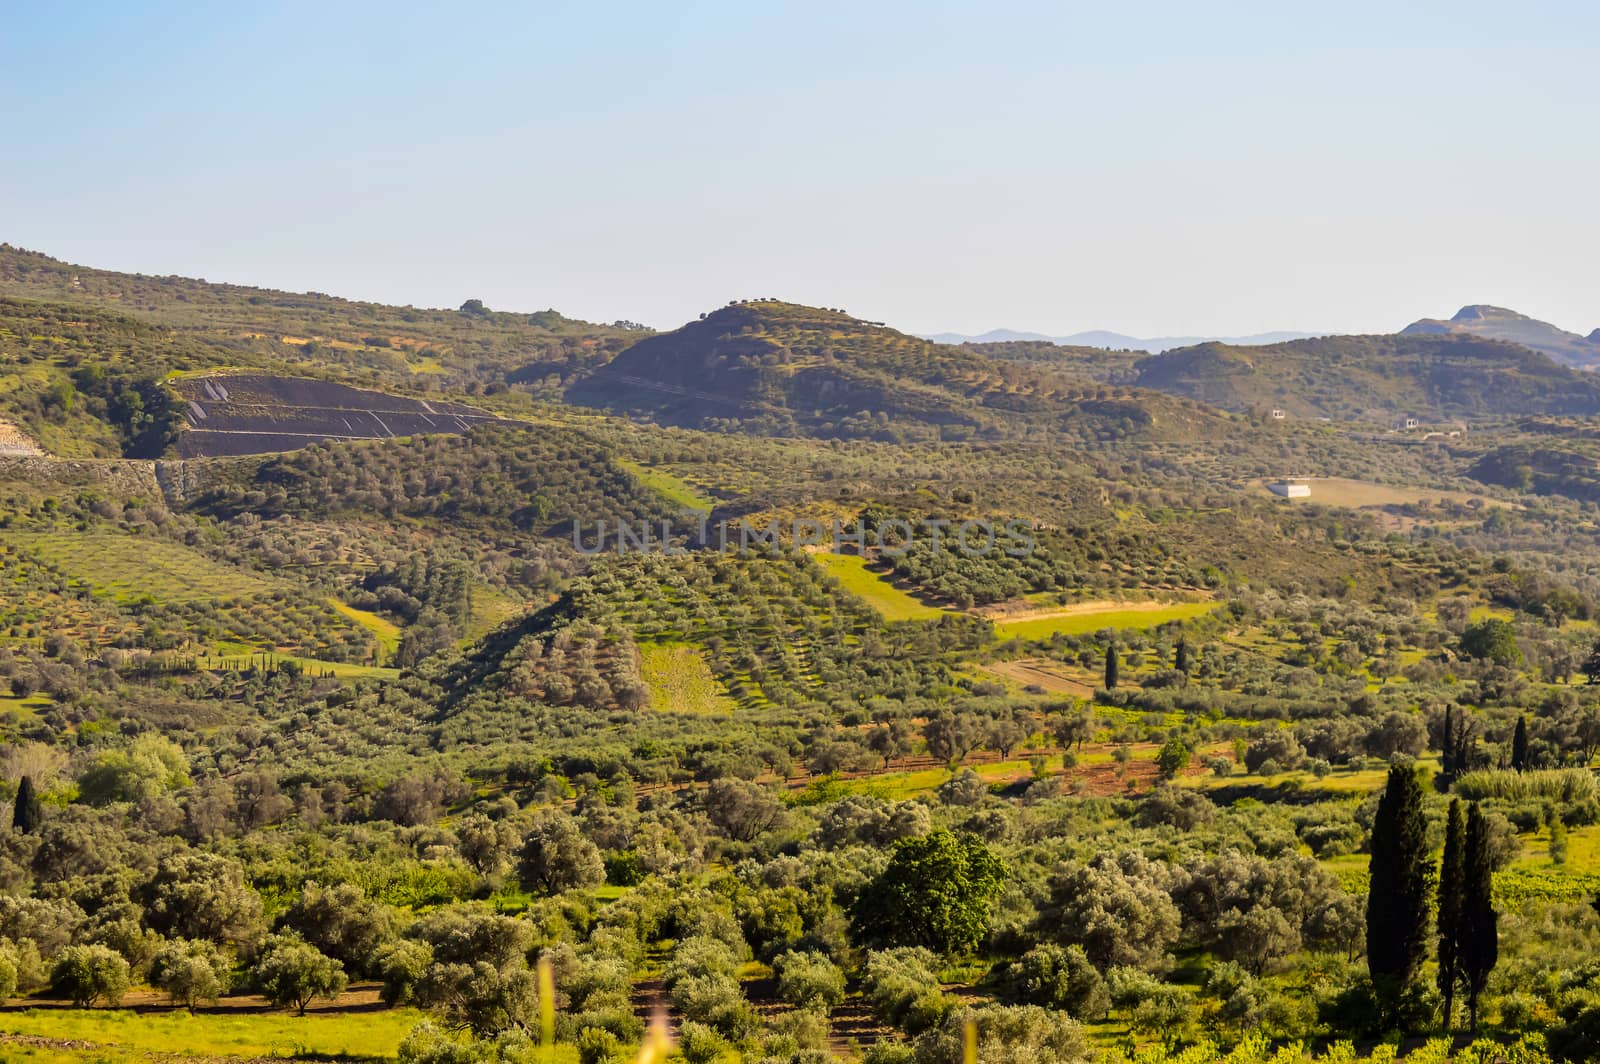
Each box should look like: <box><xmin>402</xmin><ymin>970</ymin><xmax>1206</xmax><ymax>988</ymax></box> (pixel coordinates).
<box><xmin>0</xmin><ymin>247</ymin><xmax>1597</xmax><ymax>1064</ymax></box>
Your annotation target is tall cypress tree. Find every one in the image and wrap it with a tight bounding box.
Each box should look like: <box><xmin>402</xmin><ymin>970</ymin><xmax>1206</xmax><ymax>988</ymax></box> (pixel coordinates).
<box><xmin>1436</xmin><ymin>798</ymin><xmax>1465</xmax><ymax>1029</ymax></box>
<box><xmin>1104</xmin><ymin>643</ymin><xmax>1119</xmax><ymax>690</ymax></box>
<box><xmin>1459</xmin><ymin>802</ymin><xmax>1499</xmax><ymax>1031</ymax></box>
<box><xmin>1511</xmin><ymin>716</ymin><xmax>1529</xmax><ymax>772</ymax></box>
<box><xmin>12</xmin><ymin>775</ymin><xmax>41</xmax><ymax>834</ymax></box>
<box><xmin>1175</xmin><ymin>638</ymin><xmax>1191</xmax><ymax>676</ymax></box>
<box><xmin>1367</xmin><ymin>763</ymin><xmax>1433</xmax><ymax>996</ymax></box>
<box><xmin>1440</xmin><ymin>706</ymin><xmax>1456</xmax><ymax>778</ymax></box>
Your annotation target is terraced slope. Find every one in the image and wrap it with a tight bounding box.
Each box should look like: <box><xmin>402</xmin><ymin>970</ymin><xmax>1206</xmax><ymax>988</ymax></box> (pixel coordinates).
<box><xmin>170</xmin><ymin>373</ymin><xmax>511</xmax><ymax>456</ymax></box>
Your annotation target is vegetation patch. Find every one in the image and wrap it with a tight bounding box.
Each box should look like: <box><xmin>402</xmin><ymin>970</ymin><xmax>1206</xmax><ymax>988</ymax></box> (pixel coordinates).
<box><xmin>815</xmin><ymin>552</ymin><xmax>948</xmax><ymax>621</ymax></box>
<box><xmin>638</xmin><ymin>641</ymin><xmax>736</xmax><ymax>715</ymax></box>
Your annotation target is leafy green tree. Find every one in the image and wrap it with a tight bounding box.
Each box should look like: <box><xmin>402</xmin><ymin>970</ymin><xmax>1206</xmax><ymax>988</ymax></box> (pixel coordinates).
<box><xmin>923</xmin><ymin>712</ymin><xmax>985</xmax><ymax>768</ymax></box>
<box><xmin>1460</xmin><ymin>802</ymin><xmax>1499</xmax><ymax>1031</ymax></box>
<box><xmin>1436</xmin><ymin>798</ymin><xmax>1465</xmax><ymax>1029</ymax></box>
<box><xmin>1039</xmin><ymin>852</ymin><xmax>1181</xmax><ymax>971</ymax></box>
<box><xmin>1050</xmin><ymin>702</ymin><xmax>1095</xmax><ymax>753</ymax></box>
<box><xmin>253</xmin><ymin>933</ymin><xmax>348</xmax><ymax>1015</ymax></box>
<box><xmin>704</xmin><ymin>778</ymin><xmax>788</xmax><ymax>843</ymax></box>
<box><xmin>280</xmin><ymin>881</ymin><xmax>395</xmax><ymax>977</ymax></box>
<box><xmin>11</xmin><ymin>776</ymin><xmax>41</xmax><ymax>834</ymax></box>
<box><xmin>0</xmin><ymin>945</ymin><xmax>17</xmax><ymax>1005</ymax></box>
<box><xmin>417</xmin><ymin>959</ymin><xmax>540</xmax><ymax>1037</ymax></box>
<box><xmin>851</xmin><ymin>830</ymin><xmax>1005</xmax><ymax>955</ymax></box>
<box><xmin>76</xmin><ymin>735</ymin><xmax>189</xmax><ymax>805</ymax></box>
<box><xmin>375</xmin><ymin>939</ymin><xmax>433</xmax><ymax>1006</ymax></box>
<box><xmin>1155</xmin><ymin>737</ymin><xmax>1190</xmax><ymax>780</ymax></box>
<box><xmin>141</xmin><ymin>851</ymin><xmax>265</xmax><ymax>947</ymax></box>
<box><xmin>1366</xmin><ymin>763</ymin><xmax>1433</xmax><ymax>998</ymax></box>
<box><xmin>1460</xmin><ymin>619</ymin><xmax>1522</xmax><ymax>666</ymax></box>
<box><xmin>51</xmin><ymin>944</ymin><xmax>131</xmax><ymax>1007</ymax></box>
<box><xmin>1582</xmin><ymin>639</ymin><xmax>1600</xmax><ymax>686</ymax></box>
<box><xmin>150</xmin><ymin>938</ymin><xmax>231</xmax><ymax>1012</ymax></box>
<box><xmin>516</xmin><ymin>811</ymin><xmax>605</xmax><ymax>895</ymax></box>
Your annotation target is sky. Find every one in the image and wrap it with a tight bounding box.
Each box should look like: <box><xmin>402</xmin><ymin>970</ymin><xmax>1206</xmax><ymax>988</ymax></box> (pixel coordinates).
<box><xmin>3</xmin><ymin>1</ymin><xmax>1597</xmax><ymax>338</ymax></box>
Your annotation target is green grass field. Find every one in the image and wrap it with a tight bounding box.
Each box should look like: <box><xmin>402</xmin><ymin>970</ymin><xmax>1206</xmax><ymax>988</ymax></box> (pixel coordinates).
<box><xmin>814</xmin><ymin>553</ymin><xmax>946</xmax><ymax>621</ymax></box>
<box><xmin>617</xmin><ymin>458</ymin><xmax>714</xmax><ymax>512</ymax></box>
<box><xmin>0</xmin><ymin>1007</ymin><xmax>427</xmax><ymax>1061</ymax></box>
<box><xmin>206</xmin><ymin>645</ymin><xmax>399</xmax><ymax>681</ymax></box>
<box><xmin>4</xmin><ymin>532</ymin><xmax>280</xmax><ymax>604</ymax></box>
<box><xmin>993</xmin><ymin>600</ymin><xmax>1214</xmax><ymax>641</ymax></box>
<box><xmin>330</xmin><ymin>600</ymin><xmax>402</xmax><ymax>657</ymax></box>
<box><xmin>639</xmin><ymin>641</ymin><xmax>736</xmax><ymax>714</ymax></box>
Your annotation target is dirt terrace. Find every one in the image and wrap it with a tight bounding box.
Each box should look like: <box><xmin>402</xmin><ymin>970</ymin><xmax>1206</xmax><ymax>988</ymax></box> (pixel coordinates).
<box><xmin>171</xmin><ymin>374</ymin><xmax>512</xmax><ymax>457</ymax></box>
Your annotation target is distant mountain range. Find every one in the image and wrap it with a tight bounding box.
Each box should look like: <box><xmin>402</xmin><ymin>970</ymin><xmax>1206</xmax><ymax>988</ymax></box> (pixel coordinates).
<box><xmin>1401</xmin><ymin>305</ymin><xmax>1600</xmax><ymax>370</ymax></box>
<box><xmin>922</xmin><ymin>327</ymin><xmax>1326</xmax><ymax>353</ymax></box>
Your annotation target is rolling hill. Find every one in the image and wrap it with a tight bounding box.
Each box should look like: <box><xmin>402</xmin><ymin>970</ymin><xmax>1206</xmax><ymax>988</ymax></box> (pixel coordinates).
<box><xmin>1402</xmin><ymin>305</ymin><xmax>1600</xmax><ymax>370</ymax></box>
<box><xmin>1132</xmin><ymin>333</ymin><xmax>1600</xmax><ymax>423</ymax></box>
<box><xmin>566</xmin><ymin>299</ymin><xmax>1231</xmax><ymax>443</ymax></box>
<box><xmin>925</xmin><ymin>326</ymin><xmax>1323</xmax><ymax>352</ymax></box>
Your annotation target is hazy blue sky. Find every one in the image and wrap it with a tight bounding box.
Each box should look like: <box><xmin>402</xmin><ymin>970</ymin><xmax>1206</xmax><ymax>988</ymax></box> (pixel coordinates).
<box><xmin>4</xmin><ymin>1</ymin><xmax>1595</xmax><ymax>337</ymax></box>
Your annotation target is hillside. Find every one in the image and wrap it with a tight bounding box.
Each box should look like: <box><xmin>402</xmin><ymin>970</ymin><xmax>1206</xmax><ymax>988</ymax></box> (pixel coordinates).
<box><xmin>170</xmin><ymin>373</ymin><xmax>510</xmax><ymax>457</ymax></box>
<box><xmin>1402</xmin><ymin>304</ymin><xmax>1600</xmax><ymax>370</ymax></box>
<box><xmin>0</xmin><ymin>244</ymin><xmax>646</xmax><ymax>414</ymax></box>
<box><xmin>567</xmin><ymin>300</ymin><xmax>1231</xmax><ymax>443</ymax></box>
<box><xmin>1133</xmin><ymin>332</ymin><xmax>1600</xmax><ymax>422</ymax></box>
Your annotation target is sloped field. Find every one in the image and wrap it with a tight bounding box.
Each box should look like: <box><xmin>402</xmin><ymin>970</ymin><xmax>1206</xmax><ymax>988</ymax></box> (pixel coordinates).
<box><xmin>171</xmin><ymin>373</ymin><xmax>510</xmax><ymax>456</ymax></box>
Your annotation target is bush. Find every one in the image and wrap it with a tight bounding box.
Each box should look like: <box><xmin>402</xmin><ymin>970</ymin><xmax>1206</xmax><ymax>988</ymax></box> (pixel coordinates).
<box><xmin>575</xmin><ymin>1026</ymin><xmax>625</xmax><ymax>1064</ymax></box>
<box><xmin>912</xmin><ymin>1005</ymin><xmax>1088</xmax><ymax>1064</ymax></box>
<box><xmin>996</xmin><ymin>943</ymin><xmax>1108</xmax><ymax>1018</ymax></box>
<box><xmin>862</xmin><ymin>947</ymin><xmax>950</xmax><ymax>1034</ymax></box>
<box><xmin>773</xmin><ymin>950</ymin><xmax>846</xmax><ymax>1012</ymax></box>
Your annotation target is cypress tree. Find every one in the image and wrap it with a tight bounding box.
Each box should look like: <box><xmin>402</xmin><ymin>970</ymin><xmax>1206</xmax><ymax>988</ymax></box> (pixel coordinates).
<box><xmin>1367</xmin><ymin>763</ymin><xmax>1433</xmax><ymax>996</ymax></box>
<box><xmin>1175</xmin><ymin>638</ymin><xmax>1191</xmax><ymax>676</ymax></box>
<box><xmin>1440</xmin><ymin>706</ymin><xmax>1456</xmax><ymax>777</ymax></box>
<box><xmin>12</xmin><ymin>775</ymin><xmax>41</xmax><ymax>834</ymax></box>
<box><xmin>1104</xmin><ymin>644</ymin><xmax>1119</xmax><ymax>690</ymax></box>
<box><xmin>1459</xmin><ymin>802</ymin><xmax>1499</xmax><ymax>1032</ymax></box>
<box><xmin>1436</xmin><ymin>798</ymin><xmax>1465</xmax><ymax>1029</ymax></box>
<box><xmin>1511</xmin><ymin>715</ymin><xmax>1529</xmax><ymax>772</ymax></box>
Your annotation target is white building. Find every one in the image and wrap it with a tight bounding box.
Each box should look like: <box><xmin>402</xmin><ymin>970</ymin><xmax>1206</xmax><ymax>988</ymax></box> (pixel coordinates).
<box><xmin>1268</xmin><ymin>480</ymin><xmax>1311</xmax><ymax>498</ymax></box>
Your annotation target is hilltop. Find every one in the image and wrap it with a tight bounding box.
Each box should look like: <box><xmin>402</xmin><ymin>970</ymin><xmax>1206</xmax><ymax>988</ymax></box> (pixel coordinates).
<box><xmin>1402</xmin><ymin>304</ymin><xmax>1600</xmax><ymax>370</ymax></box>
<box><xmin>0</xmin><ymin>243</ymin><xmax>645</xmax><ymax>402</ymax></box>
<box><xmin>1133</xmin><ymin>332</ymin><xmax>1600</xmax><ymax>422</ymax></box>
<box><xmin>567</xmin><ymin>299</ymin><xmax>1231</xmax><ymax>443</ymax></box>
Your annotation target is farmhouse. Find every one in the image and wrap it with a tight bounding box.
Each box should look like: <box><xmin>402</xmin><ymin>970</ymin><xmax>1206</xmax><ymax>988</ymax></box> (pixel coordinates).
<box><xmin>1268</xmin><ymin>479</ymin><xmax>1311</xmax><ymax>499</ymax></box>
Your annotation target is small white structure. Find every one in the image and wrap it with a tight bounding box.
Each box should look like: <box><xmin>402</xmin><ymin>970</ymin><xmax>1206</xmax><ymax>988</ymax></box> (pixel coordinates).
<box><xmin>1269</xmin><ymin>409</ymin><xmax>1286</xmax><ymax>420</ymax></box>
<box><xmin>1399</xmin><ymin>417</ymin><xmax>1421</xmax><ymax>430</ymax></box>
<box><xmin>1268</xmin><ymin>479</ymin><xmax>1311</xmax><ymax>499</ymax></box>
